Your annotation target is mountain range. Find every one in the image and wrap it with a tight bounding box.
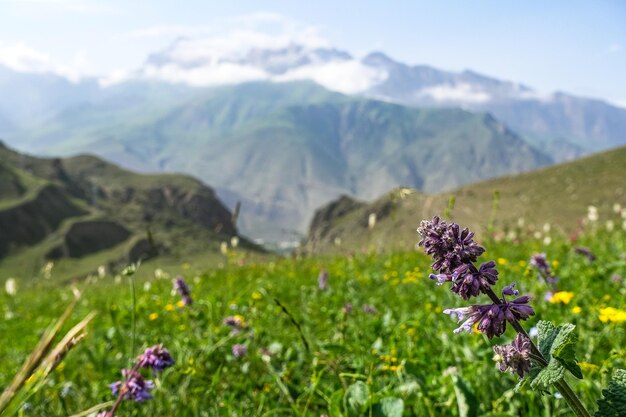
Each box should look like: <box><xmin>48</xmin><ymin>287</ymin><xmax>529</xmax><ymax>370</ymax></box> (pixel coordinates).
<box><xmin>1</xmin><ymin>41</ymin><xmax>625</xmax><ymax>241</ymax></box>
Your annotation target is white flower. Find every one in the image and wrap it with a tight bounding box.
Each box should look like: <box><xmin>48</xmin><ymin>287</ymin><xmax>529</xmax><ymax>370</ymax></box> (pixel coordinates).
<box><xmin>587</xmin><ymin>206</ymin><xmax>598</xmax><ymax>222</ymax></box>
<box><xmin>613</xmin><ymin>203</ymin><xmax>622</xmax><ymax>214</ymax></box>
<box><xmin>97</xmin><ymin>265</ymin><xmax>106</xmax><ymax>278</ymax></box>
<box><xmin>5</xmin><ymin>278</ymin><xmax>17</xmax><ymax>296</ymax></box>
<box><xmin>606</xmin><ymin>220</ymin><xmax>615</xmax><ymax>232</ymax></box>
<box><xmin>368</xmin><ymin>213</ymin><xmax>377</xmax><ymax>229</ymax></box>
<box><xmin>230</xmin><ymin>236</ymin><xmax>239</xmax><ymax>248</ymax></box>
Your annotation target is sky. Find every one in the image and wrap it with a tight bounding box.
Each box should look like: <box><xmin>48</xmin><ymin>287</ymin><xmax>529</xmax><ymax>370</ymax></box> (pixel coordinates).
<box><xmin>1</xmin><ymin>0</ymin><xmax>625</xmax><ymax>105</ymax></box>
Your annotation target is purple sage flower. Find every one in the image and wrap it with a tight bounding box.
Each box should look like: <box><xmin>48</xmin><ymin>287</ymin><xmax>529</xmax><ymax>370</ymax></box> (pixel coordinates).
<box><xmin>444</xmin><ymin>288</ymin><xmax>534</xmax><ymax>339</ymax></box>
<box><xmin>318</xmin><ymin>269</ymin><xmax>329</xmax><ymax>290</ymax></box>
<box><xmin>232</xmin><ymin>344</ymin><xmax>247</xmax><ymax>358</ymax></box>
<box><xmin>574</xmin><ymin>247</ymin><xmax>596</xmax><ymax>262</ymax></box>
<box><xmin>137</xmin><ymin>345</ymin><xmax>175</xmax><ymax>372</ymax></box>
<box><xmin>493</xmin><ymin>333</ymin><xmax>532</xmax><ymax>378</ymax></box>
<box><xmin>530</xmin><ymin>253</ymin><xmax>558</xmax><ymax>285</ymax></box>
<box><xmin>417</xmin><ymin>216</ymin><xmax>486</xmax><ymax>276</ymax></box>
<box><xmin>173</xmin><ymin>276</ymin><xmax>192</xmax><ymax>306</ymax></box>
<box><xmin>109</xmin><ymin>368</ymin><xmax>155</xmax><ymax>402</ymax></box>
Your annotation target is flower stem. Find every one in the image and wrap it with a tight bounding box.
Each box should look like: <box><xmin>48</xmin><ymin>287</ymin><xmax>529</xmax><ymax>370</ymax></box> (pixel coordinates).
<box><xmin>483</xmin><ymin>287</ymin><xmax>591</xmax><ymax>417</ymax></box>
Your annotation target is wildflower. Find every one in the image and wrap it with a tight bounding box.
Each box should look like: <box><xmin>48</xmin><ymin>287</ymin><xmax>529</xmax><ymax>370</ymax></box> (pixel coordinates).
<box><xmin>549</xmin><ymin>291</ymin><xmax>574</xmax><ymax>304</ymax></box>
<box><xmin>343</xmin><ymin>303</ymin><xmax>353</xmax><ymax>314</ymax></box>
<box><xmin>571</xmin><ymin>306</ymin><xmax>582</xmax><ymax>314</ymax></box>
<box><xmin>4</xmin><ymin>278</ymin><xmax>17</xmax><ymax>296</ymax></box>
<box><xmin>362</xmin><ymin>304</ymin><xmax>377</xmax><ymax>315</ymax></box>
<box><xmin>318</xmin><ymin>269</ymin><xmax>329</xmax><ymax>290</ymax></box>
<box><xmin>417</xmin><ymin>216</ymin><xmax>485</xmax><ymax>276</ymax></box>
<box><xmin>444</xmin><ymin>292</ymin><xmax>534</xmax><ymax>339</ymax></box>
<box><xmin>109</xmin><ymin>368</ymin><xmax>155</xmax><ymax>402</ymax></box>
<box><xmin>587</xmin><ymin>205</ymin><xmax>598</xmax><ymax>222</ymax></box>
<box><xmin>173</xmin><ymin>276</ymin><xmax>192</xmax><ymax>306</ymax></box>
<box><xmin>529</xmin><ymin>253</ymin><xmax>558</xmax><ymax>285</ymax></box>
<box><xmin>232</xmin><ymin>344</ymin><xmax>247</xmax><ymax>358</ymax></box>
<box><xmin>137</xmin><ymin>345</ymin><xmax>175</xmax><ymax>372</ymax></box>
<box><xmin>223</xmin><ymin>315</ymin><xmax>246</xmax><ymax>331</ymax></box>
<box><xmin>493</xmin><ymin>334</ymin><xmax>532</xmax><ymax>378</ymax></box>
<box><xmin>430</xmin><ymin>260</ymin><xmax>499</xmax><ymax>300</ymax></box>
<box><xmin>598</xmin><ymin>307</ymin><xmax>626</xmax><ymax>324</ymax></box>
<box><xmin>574</xmin><ymin>247</ymin><xmax>596</xmax><ymax>262</ymax></box>
<box><xmin>610</xmin><ymin>273</ymin><xmax>623</xmax><ymax>284</ymax></box>
<box><xmin>148</xmin><ymin>313</ymin><xmax>158</xmax><ymax>321</ymax></box>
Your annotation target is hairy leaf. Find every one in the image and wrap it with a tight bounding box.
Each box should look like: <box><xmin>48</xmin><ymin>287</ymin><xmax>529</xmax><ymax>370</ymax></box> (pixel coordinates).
<box><xmin>595</xmin><ymin>369</ymin><xmax>626</xmax><ymax>417</ymax></box>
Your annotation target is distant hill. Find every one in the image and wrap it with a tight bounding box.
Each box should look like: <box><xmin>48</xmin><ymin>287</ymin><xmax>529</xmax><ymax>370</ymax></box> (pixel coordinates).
<box><xmin>0</xmin><ymin>142</ymin><xmax>250</xmax><ymax>278</ymax></box>
<box><xmin>13</xmin><ymin>81</ymin><xmax>550</xmax><ymax>240</ymax></box>
<box><xmin>302</xmin><ymin>146</ymin><xmax>626</xmax><ymax>254</ymax></box>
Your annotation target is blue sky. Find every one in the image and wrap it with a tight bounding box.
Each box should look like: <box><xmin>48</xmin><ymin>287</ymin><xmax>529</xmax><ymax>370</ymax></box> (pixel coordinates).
<box><xmin>1</xmin><ymin>0</ymin><xmax>625</xmax><ymax>104</ymax></box>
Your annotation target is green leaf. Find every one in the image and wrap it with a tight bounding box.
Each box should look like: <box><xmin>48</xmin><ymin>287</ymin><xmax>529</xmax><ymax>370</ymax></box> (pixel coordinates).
<box><xmin>329</xmin><ymin>389</ymin><xmax>344</xmax><ymax>417</ymax></box>
<box><xmin>451</xmin><ymin>373</ymin><xmax>479</xmax><ymax>417</ymax></box>
<box><xmin>344</xmin><ymin>381</ymin><xmax>369</xmax><ymax>416</ymax></box>
<box><xmin>371</xmin><ymin>397</ymin><xmax>404</xmax><ymax>417</ymax></box>
<box><xmin>529</xmin><ymin>320</ymin><xmax>583</xmax><ymax>390</ymax></box>
<box><xmin>595</xmin><ymin>369</ymin><xmax>626</xmax><ymax>417</ymax></box>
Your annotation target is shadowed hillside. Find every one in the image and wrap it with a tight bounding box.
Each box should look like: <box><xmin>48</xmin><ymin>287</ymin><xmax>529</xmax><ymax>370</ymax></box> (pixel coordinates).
<box><xmin>0</xmin><ymin>142</ymin><xmax>254</xmax><ymax>278</ymax></box>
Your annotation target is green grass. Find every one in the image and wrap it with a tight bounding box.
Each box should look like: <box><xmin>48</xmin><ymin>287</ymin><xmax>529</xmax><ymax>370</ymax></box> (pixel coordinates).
<box><xmin>1</xmin><ymin>224</ymin><xmax>624</xmax><ymax>416</ymax></box>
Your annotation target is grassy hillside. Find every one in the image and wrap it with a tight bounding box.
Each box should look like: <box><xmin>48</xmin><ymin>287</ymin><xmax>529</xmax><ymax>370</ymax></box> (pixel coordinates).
<box><xmin>0</xmin><ymin>142</ymin><xmax>253</xmax><ymax>280</ymax></box>
<box><xmin>17</xmin><ymin>81</ymin><xmax>550</xmax><ymax>239</ymax></box>
<box><xmin>302</xmin><ymin>146</ymin><xmax>626</xmax><ymax>254</ymax></box>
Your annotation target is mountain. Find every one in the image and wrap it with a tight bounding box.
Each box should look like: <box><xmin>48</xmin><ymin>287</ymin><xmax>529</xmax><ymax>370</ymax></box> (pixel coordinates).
<box><xmin>0</xmin><ymin>142</ymin><xmax>249</xmax><ymax>278</ymax></box>
<box><xmin>134</xmin><ymin>42</ymin><xmax>626</xmax><ymax>160</ymax></box>
<box><xmin>302</xmin><ymin>146</ymin><xmax>626</xmax><ymax>254</ymax></box>
<box><xmin>361</xmin><ymin>52</ymin><xmax>626</xmax><ymax>159</ymax></box>
<box><xmin>13</xmin><ymin>81</ymin><xmax>550</xmax><ymax>240</ymax></box>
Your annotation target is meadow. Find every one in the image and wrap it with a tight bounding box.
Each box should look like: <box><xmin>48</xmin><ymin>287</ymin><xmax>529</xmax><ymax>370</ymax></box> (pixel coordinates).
<box><xmin>1</xmin><ymin>217</ymin><xmax>625</xmax><ymax>416</ymax></box>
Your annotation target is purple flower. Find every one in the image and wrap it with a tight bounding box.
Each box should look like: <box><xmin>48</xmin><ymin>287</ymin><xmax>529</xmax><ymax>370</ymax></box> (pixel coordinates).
<box><xmin>343</xmin><ymin>303</ymin><xmax>353</xmax><ymax>315</ymax></box>
<box><xmin>431</xmin><ymin>261</ymin><xmax>500</xmax><ymax>300</ymax></box>
<box><xmin>574</xmin><ymin>247</ymin><xmax>596</xmax><ymax>262</ymax></box>
<box><xmin>493</xmin><ymin>334</ymin><xmax>532</xmax><ymax>378</ymax></box>
<box><xmin>232</xmin><ymin>344</ymin><xmax>247</xmax><ymax>358</ymax></box>
<box><xmin>318</xmin><ymin>269</ymin><xmax>329</xmax><ymax>290</ymax></box>
<box><xmin>109</xmin><ymin>368</ymin><xmax>155</xmax><ymax>402</ymax></box>
<box><xmin>223</xmin><ymin>315</ymin><xmax>244</xmax><ymax>328</ymax></box>
<box><xmin>530</xmin><ymin>253</ymin><xmax>558</xmax><ymax>285</ymax></box>
<box><xmin>362</xmin><ymin>304</ymin><xmax>377</xmax><ymax>315</ymax></box>
<box><xmin>173</xmin><ymin>276</ymin><xmax>192</xmax><ymax>306</ymax></box>
<box><xmin>137</xmin><ymin>345</ymin><xmax>175</xmax><ymax>372</ymax></box>
<box><xmin>417</xmin><ymin>216</ymin><xmax>486</xmax><ymax>275</ymax></box>
<box><xmin>444</xmin><ymin>292</ymin><xmax>534</xmax><ymax>339</ymax></box>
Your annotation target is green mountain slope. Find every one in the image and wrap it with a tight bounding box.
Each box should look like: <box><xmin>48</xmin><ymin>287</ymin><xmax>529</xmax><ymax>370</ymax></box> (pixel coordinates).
<box><xmin>0</xmin><ymin>142</ymin><xmax>250</xmax><ymax>279</ymax></box>
<box><xmin>302</xmin><ymin>146</ymin><xmax>626</xmax><ymax>254</ymax></box>
<box><xmin>18</xmin><ymin>81</ymin><xmax>551</xmax><ymax>240</ymax></box>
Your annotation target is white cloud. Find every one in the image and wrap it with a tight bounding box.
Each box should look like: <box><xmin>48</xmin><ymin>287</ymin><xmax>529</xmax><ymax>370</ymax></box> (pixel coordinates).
<box><xmin>0</xmin><ymin>42</ymin><xmax>84</xmax><ymax>81</ymax></box>
<box><xmin>417</xmin><ymin>83</ymin><xmax>492</xmax><ymax>104</ymax></box>
<box><xmin>141</xmin><ymin>62</ymin><xmax>269</xmax><ymax>87</ymax></box>
<box><xmin>276</xmin><ymin>61</ymin><xmax>387</xmax><ymax>94</ymax></box>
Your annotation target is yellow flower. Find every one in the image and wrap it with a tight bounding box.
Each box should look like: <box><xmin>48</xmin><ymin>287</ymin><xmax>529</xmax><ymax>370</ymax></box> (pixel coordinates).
<box><xmin>406</xmin><ymin>328</ymin><xmax>416</xmax><ymax>337</ymax></box>
<box><xmin>599</xmin><ymin>307</ymin><xmax>626</xmax><ymax>323</ymax></box>
<box><xmin>251</xmin><ymin>291</ymin><xmax>263</xmax><ymax>300</ymax></box>
<box><xmin>603</xmin><ymin>294</ymin><xmax>611</xmax><ymax>301</ymax></box>
<box><xmin>571</xmin><ymin>306</ymin><xmax>582</xmax><ymax>314</ymax></box>
<box><xmin>497</xmin><ymin>258</ymin><xmax>508</xmax><ymax>266</ymax></box>
<box><xmin>165</xmin><ymin>303</ymin><xmax>175</xmax><ymax>312</ymax></box>
<box><xmin>579</xmin><ymin>362</ymin><xmax>599</xmax><ymax>372</ymax></box>
<box><xmin>552</xmin><ymin>260</ymin><xmax>559</xmax><ymax>268</ymax></box>
<box><xmin>149</xmin><ymin>312</ymin><xmax>159</xmax><ymax>320</ymax></box>
<box><xmin>517</xmin><ymin>260</ymin><xmax>527</xmax><ymax>267</ymax></box>
<box><xmin>549</xmin><ymin>291</ymin><xmax>574</xmax><ymax>304</ymax></box>
<box><xmin>176</xmin><ymin>300</ymin><xmax>186</xmax><ymax>308</ymax></box>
